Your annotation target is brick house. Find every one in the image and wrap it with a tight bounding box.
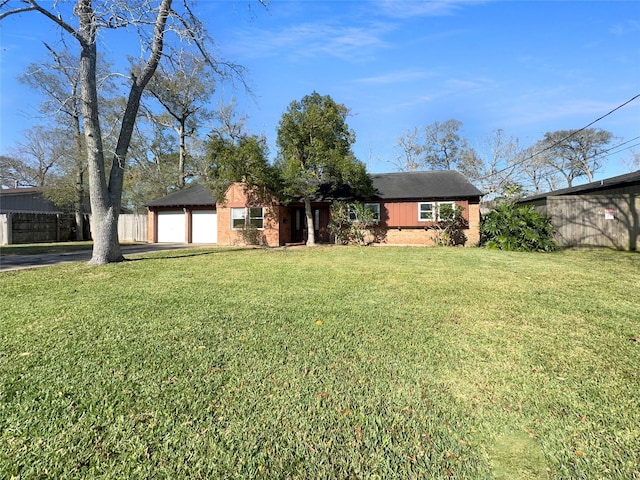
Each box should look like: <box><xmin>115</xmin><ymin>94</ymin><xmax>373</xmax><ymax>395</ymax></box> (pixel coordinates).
<box><xmin>146</xmin><ymin>170</ymin><xmax>483</xmax><ymax>246</ymax></box>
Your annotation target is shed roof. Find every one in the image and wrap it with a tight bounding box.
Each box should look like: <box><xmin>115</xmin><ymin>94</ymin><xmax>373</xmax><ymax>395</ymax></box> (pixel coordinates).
<box><xmin>518</xmin><ymin>169</ymin><xmax>640</xmax><ymax>203</ymax></box>
<box><xmin>371</xmin><ymin>171</ymin><xmax>483</xmax><ymax>200</ymax></box>
<box><xmin>0</xmin><ymin>187</ymin><xmax>64</xmax><ymax>214</ymax></box>
<box><xmin>145</xmin><ymin>183</ymin><xmax>217</xmax><ymax>208</ymax></box>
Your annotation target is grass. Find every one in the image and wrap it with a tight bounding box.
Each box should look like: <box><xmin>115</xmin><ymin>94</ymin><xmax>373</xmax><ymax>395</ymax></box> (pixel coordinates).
<box><xmin>0</xmin><ymin>246</ymin><xmax>639</xmax><ymax>479</ymax></box>
<box><xmin>0</xmin><ymin>241</ymin><xmax>94</xmax><ymax>256</ymax></box>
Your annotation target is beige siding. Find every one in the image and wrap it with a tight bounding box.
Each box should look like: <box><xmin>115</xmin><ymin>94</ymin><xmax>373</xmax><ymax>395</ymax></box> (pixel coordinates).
<box><xmin>547</xmin><ymin>193</ymin><xmax>639</xmax><ymax>250</ymax></box>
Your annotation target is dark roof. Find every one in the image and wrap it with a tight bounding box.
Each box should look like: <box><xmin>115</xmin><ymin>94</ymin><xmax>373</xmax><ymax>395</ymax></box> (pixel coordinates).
<box><xmin>518</xmin><ymin>169</ymin><xmax>640</xmax><ymax>203</ymax></box>
<box><xmin>371</xmin><ymin>171</ymin><xmax>483</xmax><ymax>200</ymax></box>
<box><xmin>0</xmin><ymin>187</ymin><xmax>64</xmax><ymax>214</ymax></box>
<box><xmin>145</xmin><ymin>183</ymin><xmax>217</xmax><ymax>207</ymax></box>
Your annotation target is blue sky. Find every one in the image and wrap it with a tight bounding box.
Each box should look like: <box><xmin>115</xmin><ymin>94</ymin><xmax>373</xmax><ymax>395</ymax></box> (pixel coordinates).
<box><xmin>1</xmin><ymin>0</ymin><xmax>639</xmax><ymax>183</ymax></box>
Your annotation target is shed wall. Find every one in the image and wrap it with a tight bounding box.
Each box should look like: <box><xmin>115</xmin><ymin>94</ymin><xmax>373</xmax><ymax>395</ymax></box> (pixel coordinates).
<box><xmin>547</xmin><ymin>193</ymin><xmax>639</xmax><ymax>251</ymax></box>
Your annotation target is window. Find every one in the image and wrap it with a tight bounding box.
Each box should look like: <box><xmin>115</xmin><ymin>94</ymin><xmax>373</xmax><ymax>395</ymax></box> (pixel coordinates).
<box><xmin>437</xmin><ymin>202</ymin><xmax>455</xmax><ymax>221</ymax></box>
<box><xmin>418</xmin><ymin>201</ymin><xmax>456</xmax><ymax>221</ymax></box>
<box><xmin>231</xmin><ymin>208</ymin><xmax>246</xmax><ymax>229</ymax></box>
<box><xmin>364</xmin><ymin>203</ymin><xmax>380</xmax><ymax>223</ymax></box>
<box><xmin>231</xmin><ymin>207</ymin><xmax>264</xmax><ymax>230</ymax></box>
<box><xmin>418</xmin><ymin>202</ymin><xmax>435</xmax><ymax>221</ymax></box>
<box><xmin>348</xmin><ymin>203</ymin><xmax>380</xmax><ymax>223</ymax></box>
<box><xmin>248</xmin><ymin>207</ymin><xmax>264</xmax><ymax>229</ymax></box>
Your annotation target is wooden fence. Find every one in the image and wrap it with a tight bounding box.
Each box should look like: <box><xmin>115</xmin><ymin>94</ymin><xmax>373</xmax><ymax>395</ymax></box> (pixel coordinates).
<box><xmin>1</xmin><ymin>213</ymin><xmax>148</xmax><ymax>245</ymax></box>
<box><xmin>117</xmin><ymin>214</ymin><xmax>148</xmax><ymax>243</ymax></box>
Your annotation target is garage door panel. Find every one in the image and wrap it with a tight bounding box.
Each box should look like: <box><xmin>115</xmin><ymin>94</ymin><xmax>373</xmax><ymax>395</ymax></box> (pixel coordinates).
<box><xmin>157</xmin><ymin>211</ymin><xmax>186</xmax><ymax>243</ymax></box>
<box><xmin>192</xmin><ymin>210</ymin><xmax>217</xmax><ymax>243</ymax></box>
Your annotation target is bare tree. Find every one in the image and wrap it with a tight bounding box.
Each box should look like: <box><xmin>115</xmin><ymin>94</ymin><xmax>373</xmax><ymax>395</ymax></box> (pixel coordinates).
<box><xmin>1</xmin><ymin>0</ymin><xmax>235</xmax><ymax>264</ymax></box>
<box><xmin>393</xmin><ymin>127</ymin><xmax>422</xmax><ymax>171</ymax></box>
<box><xmin>17</xmin><ymin>46</ymin><xmax>113</xmax><ymax>239</ymax></box>
<box><xmin>540</xmin><ymin>129</ymin><xmax>613</xmax><ymax>187</ymax></box>
<box><xmin>516</xmin><ymin>145</ymin><xmax>562</xmax><ymax>193</ymax></box>
<box><xmin>142</xmin><ymin>51</ymin><xmax>215</xmax><ymax>188</ymax></box>
<box><xmin>469</xmin><ymin>129</ymin><xmax>523</xmax><ymax>198</ymax></box>
<box><xmin>3</xmin><ymin>126</ymin><xmax>65</xmax><ymax>187</ymax></box>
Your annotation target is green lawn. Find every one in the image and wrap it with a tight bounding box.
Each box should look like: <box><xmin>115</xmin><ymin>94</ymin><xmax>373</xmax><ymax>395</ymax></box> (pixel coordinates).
<box><xmin>1</xmin><ymin>246</ymin><xmax>638</xmax><ymax>479</ymax></box>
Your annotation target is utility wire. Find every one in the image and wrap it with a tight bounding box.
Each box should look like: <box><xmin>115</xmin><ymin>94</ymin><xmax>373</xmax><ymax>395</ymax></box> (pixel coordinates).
<box><xmin>476</xmin><ymin>92</ymin><xmax>640</xmax><ymax>183</ymax></box>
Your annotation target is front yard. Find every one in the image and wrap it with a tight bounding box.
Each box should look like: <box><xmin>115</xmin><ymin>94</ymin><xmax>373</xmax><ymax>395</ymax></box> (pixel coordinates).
<box><xmin>1</xmin><ymin>246</ymin><xmax>638</xmax><ymax>479</ymax></box>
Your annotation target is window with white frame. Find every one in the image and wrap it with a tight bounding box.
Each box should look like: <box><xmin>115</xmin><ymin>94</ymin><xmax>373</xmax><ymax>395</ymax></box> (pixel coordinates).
<box><xmin>248</xmin><ymin>207</ymin><xmax>264</xmax><ymax>229</ymax></box>
<box><xmin>348</xmin><ymin>203</ymin><xmax>380</xmax><ymax>223</ymax></box>
<box><xmin>418</xmin><ymin>201</ymin><xmax>456</xmax><ymax>221</ymax></box>
<box><xmin>418</xmin><ymin>202</ymin><xmax>435</xmax><ymax>221</ymax></box>
<box><xmin>437</xmin><ymin>201</ymin><xmax>456</xmax><ymax>221</ymax></box>
<box><xmin>231</xmin><ymin>207</ymin><xmax>264</xmax><ymax>229</ymax></box>
<box><xmin>231</xmin><ymin>208</ymin><xmax>246</xmax><ymax>229</ymax></box>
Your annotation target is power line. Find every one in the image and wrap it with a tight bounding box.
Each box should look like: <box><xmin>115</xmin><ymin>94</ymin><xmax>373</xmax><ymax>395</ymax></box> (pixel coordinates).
<box><xmin>477</xmin><ymin>93</ymin><xmax>640</xmax><ymax>183</ymax></box>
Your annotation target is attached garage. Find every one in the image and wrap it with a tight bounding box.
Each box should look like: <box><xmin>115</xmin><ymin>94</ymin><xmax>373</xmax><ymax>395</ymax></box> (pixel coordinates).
<box><xmin>157</xmin><ymin>210</ymin><xmax>186</xmax><ymax>243</ymax></box>
<box><xmin>146</xmin><ymin>184</ymin><xmax>218</xmax><ymax>244</ymax></box>
<box><xmin>191</xmin><ymin>210</ymin><xmax>217</xmax><ymax>243</ymax></box>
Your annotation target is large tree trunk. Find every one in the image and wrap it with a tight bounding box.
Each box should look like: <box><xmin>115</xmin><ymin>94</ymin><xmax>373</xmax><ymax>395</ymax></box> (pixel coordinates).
<box><xmin>77</xmin><ymin>0</ymin><xmax>123</xmax><ymax>264</ymax></box>
<box><xmin>304</xmin><ymin>196</ymin><xmax>316</xmax><ymax>246</ymax></box>
<box><xmin>78</xmin><ymin>0</ymin><xmax>171</xmax><ymax>264</ymax></box>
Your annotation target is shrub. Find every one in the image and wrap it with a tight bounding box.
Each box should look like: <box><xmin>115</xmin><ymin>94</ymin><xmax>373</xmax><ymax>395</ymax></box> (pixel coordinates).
<box><xmin>328</xmin><ymin>201</ymin><xmax>378</xmax><ymax>245</ymax></box>
<box><xmin>434</xmin><ymin>203</ymin><xmax>468</xmax><ymax>246</ymax></box>
<box><xmin>481</xmin><ymin>203</ymin><xmax>556</xmax><ymax>252</ymax></box>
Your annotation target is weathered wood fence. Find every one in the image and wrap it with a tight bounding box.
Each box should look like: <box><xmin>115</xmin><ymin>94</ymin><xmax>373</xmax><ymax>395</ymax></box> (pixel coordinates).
<box><xmin>1</xmin><ymin>213</ymin><xmax>148</xmax><ymax>245</ymax></box>
<box><xmin>117</xmin><ymin>214</ymin><xmax>148</xmax><ymax>243</ymax></box>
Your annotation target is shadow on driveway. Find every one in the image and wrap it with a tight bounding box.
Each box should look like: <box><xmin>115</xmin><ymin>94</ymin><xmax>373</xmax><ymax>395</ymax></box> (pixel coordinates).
<box><xmin>0</xmin><ymin>243</ymin><xmax>209</xmax><ymax>272</ymax></box>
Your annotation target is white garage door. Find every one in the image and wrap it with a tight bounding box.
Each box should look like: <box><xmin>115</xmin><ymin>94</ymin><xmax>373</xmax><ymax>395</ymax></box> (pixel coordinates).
<box><xmin>192</xmin><ymin>210</ymin><xmax>217</xmax><ymax>244</ymax></box>
<box><xmin>157</xmin><ymin>211</ymin><xmax>186</xmax><ymax>243</ymax></box>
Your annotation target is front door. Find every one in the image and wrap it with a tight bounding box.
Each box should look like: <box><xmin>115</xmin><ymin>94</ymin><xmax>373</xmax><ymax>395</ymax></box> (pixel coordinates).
<box><xmin>292</xmin><ymin>208</ymin><xmax>307</xmax><ymax>243</ymax></box>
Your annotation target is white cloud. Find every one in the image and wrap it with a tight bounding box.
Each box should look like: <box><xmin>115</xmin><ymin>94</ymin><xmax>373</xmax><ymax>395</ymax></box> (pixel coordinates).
<box><xmin>374</xmin><ymin>0</ymin><xmax>486</xmax><ymax>19</ymax></box>
<box><xmin>230</xmin><ymin>21</ymin><xmax>393</xmax><ymax>61</ymax></box>
<box><xmin>354</xmin><ymin>69</ymin><xmax>433</xmax><ymax>85</ymax></box>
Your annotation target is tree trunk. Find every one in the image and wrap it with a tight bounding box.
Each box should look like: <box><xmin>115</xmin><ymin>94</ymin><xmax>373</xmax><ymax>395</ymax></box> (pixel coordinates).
<box><xmin>74</xmin><ymin>166</ymin><xmax>84</xmax><ymax>241</ymax></box>
<box><xmin>77</xmin><ymin>0</ymin><xmax>123</xmax><ymax>264</ymax></box>
<box><xmin>304</xmin><ymin>196</ymin><xmax>316</xmax><ymax>246</ymax></box>
<box><xmin>178</xmin><ymin>120</ymin><xmax>186</xmax><ymax>188</ymax></box>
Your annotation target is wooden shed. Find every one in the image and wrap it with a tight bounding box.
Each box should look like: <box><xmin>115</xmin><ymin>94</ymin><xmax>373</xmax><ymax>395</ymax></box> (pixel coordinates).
<box><xmin>517</xmin><ymin>170</ymin><xmax>640</xmax><ymax>251</ymax></box>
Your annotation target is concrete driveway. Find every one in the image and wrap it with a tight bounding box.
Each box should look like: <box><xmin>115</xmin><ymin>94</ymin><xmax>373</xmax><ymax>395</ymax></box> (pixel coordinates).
<box><xmin>0</xmin><ymin>243</ymin><xmax>199</xmax><ymax>272</ymax></box>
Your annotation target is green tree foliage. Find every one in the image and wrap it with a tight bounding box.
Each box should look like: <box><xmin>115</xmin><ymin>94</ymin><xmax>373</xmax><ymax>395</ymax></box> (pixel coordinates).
<box><xmin>276</xmin><ymin>92</ymin><xmax>372</xmax><ymax>245</ymax></box>
<box><xmin>206</xmin><ymin>134</ymin><xmax>277</xmax><ymax>204</ymax></box>
<box><xmin>481</xmin><ymin>203</ymin><xmax>556</xmax><ymax>252</ymax></box>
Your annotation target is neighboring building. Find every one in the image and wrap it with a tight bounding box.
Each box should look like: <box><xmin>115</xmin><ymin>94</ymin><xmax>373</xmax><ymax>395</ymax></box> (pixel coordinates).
<box><xmin>0</xmin><ymin>187</ymin><xmax>63</xmax><ymax>214</ymax></box>
<box><xmin>517</xmin><ymin>170</ymin><xmax>640</xmax><ymax>251</ymax></box>
<box><xmin>0</xmin><ymin>187</ymin><xmax>87</xmax><ymax>244</ymax></box>
<box><xmin>146</xmin><ymin>171</ymin><xmax>483</xmax><ymax>246</ymax></box>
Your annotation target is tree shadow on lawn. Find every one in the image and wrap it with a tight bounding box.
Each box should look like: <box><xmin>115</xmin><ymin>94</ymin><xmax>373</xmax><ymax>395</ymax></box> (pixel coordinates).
<box><xmin>123</xmin><ymin>247</ymin><xmax>259</xmax><ymax>263</ymax></box>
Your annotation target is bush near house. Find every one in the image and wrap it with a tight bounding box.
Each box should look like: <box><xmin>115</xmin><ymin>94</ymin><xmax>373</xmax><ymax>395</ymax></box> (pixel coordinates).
<box><xmin>481</xmin><ymin>203</ymin><xmax>556</xmax><ymax>252</ymax></box>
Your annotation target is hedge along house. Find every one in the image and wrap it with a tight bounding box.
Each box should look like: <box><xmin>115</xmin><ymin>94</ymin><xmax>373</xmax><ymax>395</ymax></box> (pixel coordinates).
<box><xmin>146</xmin><ymin>171</ymin><xmax>483</xmax><ymax>246</ymax></box>
<box><xmin>517</xmin><ymin>169</ymin><xmax>640</xmax><ymax>251</ymax></box>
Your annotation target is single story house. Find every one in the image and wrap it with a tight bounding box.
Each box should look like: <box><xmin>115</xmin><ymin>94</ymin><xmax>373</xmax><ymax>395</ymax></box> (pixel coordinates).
<box><xmin>146</xmin><ymin>171</ymin><xmax>483</xmax><ymax>246</ymax></box>
<box><xmin>517</xmin><ymin>169</ymin><xmax>640</xmax><ymax>251</ymax></box>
